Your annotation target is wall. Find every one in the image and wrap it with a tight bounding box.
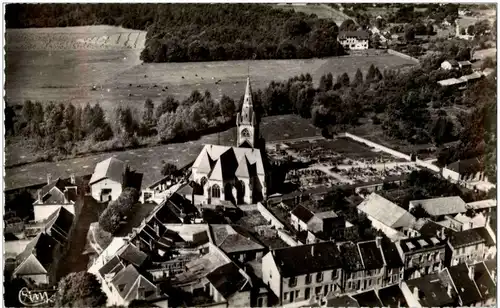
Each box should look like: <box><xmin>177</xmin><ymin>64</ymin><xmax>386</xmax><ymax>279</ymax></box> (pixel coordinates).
<box><xmin>262</xmin><ymin>252</ymin><xmax>282</xmax><ymax>301</ymax></box>
<box><xmin>277</xmin><ymin>230</ymin><xmax>299</xmax><ymax>246</ymax></box>
<box><xmin>257</xmin><ymin>202</ymin><xmax>285</xmax><ymax>229</ymax></box>
<box><xmin>387</xmin><ymin>49</ymin><xmax>420</xmax><ymax>63</ymax></box>
<box><xmin>17</xmin><ymin>274</ymin><xmax>48</xmax><ymax>285</ymax></box>
<box><xmin>400</xmin><ymin>282</ymin><xmax>422</xmax><ymax>308</ymax></box>
<box><xmin>442</xmin><ymin>168</ymin><xmax>460</xmax><ymax>181</ymax></box>
<box><xmin>281</xmin><ymin>268</ymin><xmax>343</xmax><ymax>305</ymax></box>
<box><xmin>228</xmin><ymin>290</ymin><xmax>252</xmax><ymax>307</ymax></box>
<box><xmin>451</xmin><ymin>243</ymin><xmax>486</xmax><ymax>266</ymax></box>
<box><xmin>343</xmin><ymin>133</ymin><xmax>411</xmax><ymax>161</ymax></box>
<box><xmin>34</xmin><ymin>204</ymin><xmax>75</xmax><ymax>221</ymax></box>
<box><xmin>4</xmin><ymin>240</ymin><xmax>31</xmax><ymax>256</ymax></box>
<box><xmin>91</xmin><ymin>179</ymin><xmax>122</xmax><ymax>202</ymax></box>
<box><xmin>415</xmin><ymin>158</ymin><xmax>440</xmax><ymax>173</ymax></box>
<box><xmin>365</xmin><ymin>216</ymin><xmax>404</xmax><ymax>241</ymax></box>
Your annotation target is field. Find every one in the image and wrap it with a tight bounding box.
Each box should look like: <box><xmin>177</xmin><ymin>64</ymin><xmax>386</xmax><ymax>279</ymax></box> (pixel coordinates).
<box><xmin>5</xmin><ymin>114</ymin><xmax>321</xmax><ymax>190</ymax></box>
<box><xmin>273</xmin><ymin>3</ymin><xmax>352</xmax><ymax>25</ymax></box>
<box><xmin>5</xmin><ymin>27</ymin><xmax>417</xmax><ymax>113</ymax></box>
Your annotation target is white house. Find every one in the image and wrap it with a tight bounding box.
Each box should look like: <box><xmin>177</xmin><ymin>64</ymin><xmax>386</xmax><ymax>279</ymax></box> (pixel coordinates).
<box><xmin>33</xmin><ymin>176</ymin><xmax>77</xmax><ymax>221</ymax></box>
<box><xmin>90</xmin><ymin>157</ymin><xmax>127</xmax><ymax>202</ymax></box>
<box><xmin>337</xmin><ymin>31</ymin><xmax>370</xmax><ymax>50</ymax></box>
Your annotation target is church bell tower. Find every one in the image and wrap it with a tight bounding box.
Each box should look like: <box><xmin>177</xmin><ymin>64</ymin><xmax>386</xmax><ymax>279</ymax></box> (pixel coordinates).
<box><xmin>237</xmin><ymin>77</ymin><xmax>258</xmax><ymax>148</ymax></box>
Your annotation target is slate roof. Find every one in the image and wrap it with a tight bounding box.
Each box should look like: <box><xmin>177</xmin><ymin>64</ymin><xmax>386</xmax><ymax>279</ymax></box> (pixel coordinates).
<box><xmin>13</xmin><ymin>254</ymin><xmax>48</xmax><ymax>276</ymax></box>
<box><xmin>399</xmin><ymin>236</ymin><xmax>446</xmax><ymax>253</ymax></box>
<box><xmin>117</xmin><ymin>243</ymin><xmax>148</xmax><ymax>267</ymax></box>
<box><xmin>410</xmin><ymin>196</ymin><xmax>467</xmax><ymax>217</ymax></box>
<box><xmin>378</xmin><ymin>284</ymin><xmax>408</xmax><ymax>308</ymax></box>
<box><xmin>326</xmin><ymin>295</ymin><xmax>360</xmax><ymax>308</ymax></box>
<box><xmin>341</xmin><ymin>243</ymin><xmax>363</xmax><ymax>272</ymax></box>
<box><xmin>357</xmin><ymin>240</ymin><xmax>384</xmax><ymax>270</ymax></box>
<box><xmin>111</xmin><ymin>264</ymin><xmax>158</xmax><ymax>302</ymax></box>
<box><xmin>474</xmin><ymin>262</ymin><xmax>496</xmax><ymax>300</ymax></box>
<box><xmin>358</xmin><ymin>193</ymin><xmax>416</xmax><ymax>228</ymax></box>
<box><xmin>291</xmin><ymin>204</ymin><xmax>314</xmax><ymax>223</ymax></box>
<box><xmin>484</xmin><ymin>258</ymin><xmax>496</xmax><ymax>274</ymax></box>
<box><xmin>381</xmin><ymin>240</ymin><xmax>403</xmax><ymax>268</ymax></box>
<box><xmin>272</xmin><ymin>242</ymin><xmax>343</xmax><ymax>277</ymax></box>
<box><xmin>416</xmin><ymin>218</ymin><xmax>455</xmax><ymax>238</ymax></box>
<box><xmin>89</xmin><ymin>157</ymin><xmax>126</xmax><ymax>185</ymax></box>
<box><xmin>38</xmin><ymin>178</ymin><xmax>77</xmax><ymax>204</ymax></box>
<box><xmin>352</xmin><ymin>290</ymin><xmax>383</xmax><ymax>308</ymax></box>
<box><xmin>206</xmin><ymin>262</ymin><xmax>249</xmax><ymax>299</ymax></box>
<box><xmin>466</xmin><ymin>199</ymin><xmax>496</xmax><ymax>210</ymax></box>
<box><xmin>447</xmin><ymin>157</ymin><xmax>483</xmax><ymax>174</ymax></box>
<box><xmin>448</xmin><ymin>263</ymin><xmax>483</xmax><ymax>305</ymax></box>
<box><xmin>210</xmin><ymin>225</ymin><xmax>265</xmax><ymax>254</ymax></box>
<box><xmin>16</xmin><ymin>233</ymin><xmax>57</xmax><ymax>267</ymax></box>
<box><xmin>114</xmin><ymin>203</ymin><xmax>158</xmax><ymax>237</ymax></box>
<box><xmin>405</xmin><ymin>271</ymin><xmax>457</xmax><ymax>307</ymax></box>
<box><xmin>474</xmin><ymin>227</ymin><xmax>495</xmax><ymax>246</ymax></box>
<box><xmin>338</xmin><ymin>30</ymin><xmax>370</xmax><ymax>40</ymax></box>
<box><xmin>314</xmin><ymin>211</ymin><xmax>338</xmax><ymax>220</ymax></box>
<box><xmin>449</xmin><ymin>227</ymin><xmax>489</xmax><ymax>248</ymax></box>
<box><xmin>44</xmin><ymin>206</ymin><xmax>74</xmax><ymax>243</ymax></box>
<box><xmin>192</xmin><ymin>145</ymin><xmax>265</xmax><ymax>180</ymax></box>
<box><xmin>98</xmin><ymin>255</ymin><xmax>126</xmax><ymax>277</ymax></box>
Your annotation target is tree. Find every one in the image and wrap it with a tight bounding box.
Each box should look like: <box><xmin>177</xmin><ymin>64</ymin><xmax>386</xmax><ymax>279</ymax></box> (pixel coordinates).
<box><xmin>481</xmin><ymin>57</ymin><xmax>495</xmax><ymax>70</ymax></box>
<box><xmin>426</xmin><ymin>23</ymin><xmax>434</xmax><ymax>35</ymax></box>
<box><xmin>161</xmin><ymin>161</ymin><xmax>178</xmax><ymax>177</ymax></box>
<box><xmin>55</xmin><ymin>272</ymin><xmax>107</xmax><ymax>308</ymax></box>
<box><xmin>98</xmin><ymin>205</ymin><xmax>121</xmax><ymax>234</ymax></box>
<box><xmin>404</xmin><ymin>25</ymin><xmax>416</xmax><ymax>41</ymax></box>
<box><xmin>113</xmin><ymin>187</ymin><xmax>139</xmax><ymax>215</ymax></box>
<box><xmin>365</xmin><ymin>64</ymin><xmax>382</xmax><ymax>83</ymax></box>
<box><xmin>338</xmin><ymin>72</ymin><xmax>350</xmax><ymax>88</ymax></box>
<box><xmin>467</xmin><ymin>25</ymin><xmax>475</xmax><ymax>36</ymax></box>
<box><xmin>340</xmin><ymin>19</ymin><xmax>356</xmax><ymax>32</ymax></box>
<box><xmin>142</xmin><ymin>98</ymin><xmax>155</xmax><ymax>125</ymax></box>
<box><xmin>219</xmin><ymin>94</ymin><xmax>235</xmax><ymax>119</ymax></box>
<box><xmin>156</xmin><ymin>96</ymin><xmax>179</xmax><ymax>119</ymax></box>
<box><xmin>352</xmin><ymin>68</ymin><xmax>364</xmax><ymax>87</ymax></box>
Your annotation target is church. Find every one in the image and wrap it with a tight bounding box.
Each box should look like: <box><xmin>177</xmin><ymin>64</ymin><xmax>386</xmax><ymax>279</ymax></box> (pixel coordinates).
<box><xmin>190</xmin><ymin>77</ymin><xmax>267</xmax><ymax>205</ymax></box>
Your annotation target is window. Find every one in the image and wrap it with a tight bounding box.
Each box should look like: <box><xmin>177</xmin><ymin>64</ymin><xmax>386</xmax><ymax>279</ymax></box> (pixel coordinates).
<box><xmin>289</xmin><ymin>277</ymin><xmax>297</xmax><ymax>288</ymax></box>
<box><xmin>211</xmin><ymin>184</ymin><xmax>220</xmax><ymax>198</ymax></box>
<box><xmin>377</xmin><ymin>278</ymin><xmax>381</xmax><ymax>285</ymax></box>
<box><xmin>257</xmin><ymin>297</ymin><xmax>264</xmax><ymax>307</ymax></box>
<box><xmin>296</xmin><ymin>290</ymin><xmax>300</xmax><ymax>298</ymax></box>
<box><xmin>315</xmin><ymin>286</ymin><xmax>322</xmax><ymax>295</ymax></box>
<box><xmin>305</xmin><ymin>288</ymin><xmax>310</xmax><ymax>299</ymax></box>
<box><xmin>331</xmin><ymin>269</ymin><xmax>338</xmax><ymax>280</ymax></box>
<box><xmin>241</xmin><ymin>128</ymin><xmax>251</xmax><ymax>137</ymax></box>
<box><xmin>347</xmin><ymin>281</ymin><xmax>352</xmax><ymax>289</ymax></box>
<box><xmin>388</xmin><ymin>268</ymin><xmax>393</xmax><ymax>275</ymax></box>
<box><xmin>290</xmin><ymin>291</ymin><xmax>294</xmax><ymax>303</ymax></box>
<box><xmin>284</xmin><ymin>292</ymin><xmax>288</xmax><ymax>300</ymax></box>
<box><xmin>305</xmin><ymin>274</ymin><xmax>311</xmax><ymax>284</ymax></box>
<box><xmin>324</xmin><ymin>285</ymin><xmax>328</xmax><ymax>295</ymax></box>
<box><xmin>316</xmin><ymin>272</ymin><xmax>323</xmax><ymax>282</ymax></box>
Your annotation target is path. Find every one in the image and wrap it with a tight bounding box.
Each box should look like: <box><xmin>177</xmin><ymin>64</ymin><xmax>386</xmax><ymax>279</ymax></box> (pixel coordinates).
<box><xmin>266</xmin><ymin>135</ymin><xmax>324</xmax><ymax>146</ymax></box>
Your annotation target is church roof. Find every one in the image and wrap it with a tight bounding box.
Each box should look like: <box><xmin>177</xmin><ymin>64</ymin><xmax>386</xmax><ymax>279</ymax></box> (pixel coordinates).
<box><xmin>193</xmin><ymin>145</ymin><xmax>265</xmax><ymax>180</ymax></box>
<box><xmin>197</xmin><ymin>150</ymin><xmax>215</xmax><ymax>174</ymax></box>
<box><xmin>235</xmin><ymin>156</ymin><xmax>250</xmax><ymax>178</ymax></box>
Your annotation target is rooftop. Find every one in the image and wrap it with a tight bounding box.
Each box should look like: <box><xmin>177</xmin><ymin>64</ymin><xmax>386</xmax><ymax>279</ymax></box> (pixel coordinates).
<box><xmin>210</xmin><ymin>224</ymin><xmax>265</xmax><ymax>254</ymax></box>
<box><xmin>474</xmin><ymin>262</ymin><xmax>496</xmax><ymax>300</ymax></box>
<box><xmin>290</xmin><ymin>204</ymin><xmax>314</xmax><ymax>223</ymax></box>
<box><xmin>410</xmin><ymin>196</ymin><xmax>467</xmax><ymax>217</ymax></box>
<box><xmin>378</xmin><ymin>284</ymin><xmax>408</xmax><ymax>308</ymax></box>
<box><xmin>405</xmin><ymin>271</ymin><xmax>457</xmax><ymax>307</ymax></box>
<box><xmin>466</xmin><ymin>199</ymin><xmax>496</xmax><ymax>210</ymax></box>
<box><xmin>449</xmin><ymin>227</ymin><xmax>491</xmax><ymax>248</ymax></box>
<box><xmin>358</xmin><ymin>193</ymin><xmax>416</xmax><ymax>228</ymax></box>
<box><xmin>338</xmin><ymin>30</ymin><xmax>370</xmax><ymax>40</ymax></box>
<box><xmin>400</xmin><ymin>236</ymin><xmax>446</xmax><ymax>253</ymax></box>
<box><xmin>326</xmin><ymin>295</ymin><xmax>360</xmax><ymax>308</ymax></box>
<box><xmin>357</xmin><ymin>240</ymin><xmax>384</xmax><ymax>270</ymax></box>
<box><xmin>89</xmin><ymin>157</ymin><xmax>126</xmax><ymax>185</ymax></box>
<box><xmin>447</xmin><ymin>157</ymin><xmax>484</xmax><ymax>174</ymax></box>
<box><xmin>381</xmin><ymin>240</ymin><xmax>404</xmax><ymax>268</ymax></box>
<box><xmin>206</xmin><ymin>262</ymin><xmax>249</xmax><ymax>299</ymax></box>
<box><xmin>272</xmin><ymin>242</ymin><xmax>343</xmax><ymax>277</ymax></box>
<box><xmin>352</xmin><ymin>290</ymin><xmax>383</xmax><ymax>308</ymax></box>
<box><xmin>448</xmin><ymin>263</ymin><xmax>483</xmax><ymax>305</ymax></box>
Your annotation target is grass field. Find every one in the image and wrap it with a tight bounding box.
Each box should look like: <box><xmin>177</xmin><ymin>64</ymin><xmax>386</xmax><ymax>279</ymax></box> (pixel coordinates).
<box><xmin>5</xmin><ymin>27</ymin><xmax>417</xmax><ymax>113</ymax></box>
<box><xmin>272</xmin><ymin>3</ymin><xmax>352</xmax><ymax>25</ymax></box>
<box><xmin>5</xmin><ymin>114</ymin><xmax>321</xmax><ymax>190</ymax></box>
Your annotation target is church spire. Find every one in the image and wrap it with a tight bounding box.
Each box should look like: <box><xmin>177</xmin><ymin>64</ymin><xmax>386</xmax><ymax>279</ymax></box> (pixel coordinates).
<box><xmin>243</xmin><ymin>77</ymin><xmax>253</xmax><ymax>108</ymax></box>
<box><xmin>237</xmin><ymin>76</ymin><xmax>258</xmax><ymax>148</ymax></box>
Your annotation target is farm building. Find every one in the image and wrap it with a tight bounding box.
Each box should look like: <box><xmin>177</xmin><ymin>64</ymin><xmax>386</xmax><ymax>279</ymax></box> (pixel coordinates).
<box><xmin>408</xmin><ymin>196</ymin><xmax>467</xmax><ymax>219</ymax></box>
<box><xmin>190</xmin><ymin>78</ymin><xmax>268</xmax><ymax>205</ymax></box>
<box><xmin>337</xmin><ymin>31</ymin><xmax>370</xmax><ymax>50</ymax></box>
<box><xmin>90</xmin><ymin>157</ymin><xmax>128</xmax><ymax>202</ymax></box>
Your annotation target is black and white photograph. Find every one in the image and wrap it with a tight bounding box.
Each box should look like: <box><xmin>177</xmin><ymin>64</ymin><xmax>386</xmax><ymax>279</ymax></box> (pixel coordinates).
<box><xmin>3</xmin><ymin>2</ymin><xmax>498</xmax><ymax>307</ymax></box>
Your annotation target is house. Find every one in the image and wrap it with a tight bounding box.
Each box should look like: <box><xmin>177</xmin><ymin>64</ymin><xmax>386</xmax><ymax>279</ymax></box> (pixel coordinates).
<box><xmin>290</xmin><ymin>205</ymin><xmax>344</xmax><ymax>234</ymax></box>
<box><xmin>33</xmin><ymin>175</ymin><xmax>78</xmax><ymax>221</ymax></box>
<box><xmin>472</xmin><ymin>261</ymin><xmax>497</xmax><ymax>306</ymax></box>
<box><xmin>381</xmin><ymin>240</ymin><xmax>404</xmax><ymax>287</ymax></box>
<box><xmin>443</xmin><ymin>157</ymin><xmax>488</xmax><ymax>183</ymax></box>
<box><xmin>410</xmin><ymin>218</ymin><xmax>455</xmax><ymax>238</ymax></box>
<box><xmin>408</xmin><ymin>196</ymin><xmax>467</xmax><ymax>220</ymax></box>
<box><xmin>90</xmin><ymin>157</ymin><xmax>128</xmax><ymax>202</ymax></box>
<box><xmin>466</xmin><ymin>199</ymin><xmax>496</xmax><ymax>213</ymax></box>
<box><xmin>447</xmin><ymin>263</ymin><xmax>483</xmax><ymax>306</ymax></box>
<box><xmin>437</xmin><ymin>77</ymin><xmax>466</xmax><ymax>87</ymax></box>
<box><xmin>356</xmin><ymin>239</ymin><xmax>386</xmax><ymax>290</ymax></box>
<box><xmin>206</xmin><ymin>262</ymin><xmax>253</xmax><ymax>307</ymax></box>
<box><xmin>190</xmin><ymin>78</ymin><xmax>268</xmax><ymax>205</ymax></box>
<box><xmin>378</xmin><ymin>284</ymin><xmax>408</xmax><ymax>307</ymax></box>
<box><xmin>165</xmin><ymin>192</ymin><xmax>200</xmax><ymax>223</ymax></box>
<box><xmin>453</xmin><ymin>212</ymin><xmax>487</xmax><ymax>230</ymax></box>
<box><xmin>458</xmin><ymin>60</ymin><xmax>472</xmax><ymax>72</ymax></box>
<box><xmin>441</xmin><ymin>59</ymin><xmax>459</xmax><ymax>70</ymax></box>
<box><xmin>337</xmin><ymin>31</ymin><xmax>370</xmax><ymax>50</ymax></box>
<box><xmin>12</xmin><ymin>233</ymin><xmax>58</xmax><ymax>285</ymax></box>
<box><xmin>401</xmin><ymin>269</ymin><xmax>458</xmax><ymax>307</ymax></box>
<box><xmin>210</xmin><ymin>224</ymin><xmax>266</xmax><ymax>263</ymax></box>
<box><xmin>262</xmin><ymin>242</ymin><xmax>344</xmax><ymax>307</ymax></box>
<box><xmin>352</xmin><ymin>289</ymin><xmax>383</xmax><ymax>307</ymax></box>
<box><xmin>397</xmin><ymin>235</ymin><xmax>447</xmax><ymax>279</ymax></box>
<box><xmin>33</xmin><ymin>206</ymin><xmax>74</xmax><ymax>244</ymax></box>
<box><xmin>448</xmin><ymin>227</ymin><xmax>496</xmax><ymax>266</ymax></box>
<box><xmin>357</xmin><ymin>193</ymin><xmax>416</xmax><ymax>240</ymax></box>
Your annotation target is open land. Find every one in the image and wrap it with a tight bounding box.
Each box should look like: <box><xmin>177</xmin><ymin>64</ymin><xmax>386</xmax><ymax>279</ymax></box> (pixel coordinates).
<box><xmin>5</xmin><ymin>26</ymin><xmax>416</xmax><ymax>113</ymax></box>
<box><xmin>272</xmin><ymin>3</ymin><xmax>352</xmax><ymax>25</ymax></box>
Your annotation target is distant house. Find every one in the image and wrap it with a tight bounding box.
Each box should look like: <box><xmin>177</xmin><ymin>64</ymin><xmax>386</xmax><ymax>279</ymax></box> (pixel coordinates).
<box><xmin>357</xmin><ymin>193</ymin><xmax>416</xmax><ymax>241</ymax></box>
<box><xmin>408</xmin><ymin>196</ymin><xmax>467</xmax><ymax>220</ymax></box>
<box><xmin>397</xmin><ymin>235</ymin><xmax>447</xmax><ymax>279</ymax></box>
<box><xmin>455</xmin><ymin>18</ymin><xmax>478</xmax><ymax>40</ymax></box>
<box><xmin>290</xmin><ymin>205</ymin><xmax>344</xmax><ymax>234</ymax></box>
<box><xmin>262</xmin><ymin>242</ymin><xmax>344</xmax><ymax>306</ymax></box>
<box><xmin>443</xmin><ymin>157</ymin><xmax>488</xmax><ymax>183</ymax></box>
<box><xmin>448</xmin><ymin>227</ymin><xmax>496</xmax><ymax>266</ymax></box>
<box><xmin>381</xmin><ymin>240</ymin><xmax>405</xmax><ymax>287</ymax></box>
<box><xmin>441</xmin><ymin>59</ymin><xmax>460</xmax><ymax>70</ymax></box>
<box><xmin>458</xmin><ymin>60</ymin><xmax>472</xmax><ymax>73</ymax></box>
<box><xmin>337</xmin><ymin>31</ymin><xmax>370</xmax><ymax>50</ymax></box>
<box><xmin>12</xmin><ymin>233</ymin><xmax>58</xmax><ymax>285</ymax></box>
<box><xmin>90</xmin><ymin>157</ymin><xmax>128</xmax><ymax>202</ymax></box>
<box><xmin>33</xmin><ymin>176</ymin><xmax>78</xmax><ymax>221</ymax></box>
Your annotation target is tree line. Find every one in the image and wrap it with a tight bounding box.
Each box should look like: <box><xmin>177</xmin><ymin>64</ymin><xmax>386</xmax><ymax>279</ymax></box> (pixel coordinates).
<box><xmin>6</xmin><ymin>3</ymin><xmax>346</xmax><ymax>62</ymax></box>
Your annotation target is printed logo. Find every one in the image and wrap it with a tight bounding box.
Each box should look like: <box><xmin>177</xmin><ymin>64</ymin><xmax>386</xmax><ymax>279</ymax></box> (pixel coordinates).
<box><xmin>18</xmin><ymin>287</ymin><xmax>57</xmax><ymax>307</ymax></box>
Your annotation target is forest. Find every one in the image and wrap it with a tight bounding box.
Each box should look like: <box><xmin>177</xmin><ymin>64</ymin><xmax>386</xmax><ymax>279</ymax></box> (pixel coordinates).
<box><xmin>5</xmin><ymin>3</ymin><xmax>346</xmax><ymax>62</ymax></box>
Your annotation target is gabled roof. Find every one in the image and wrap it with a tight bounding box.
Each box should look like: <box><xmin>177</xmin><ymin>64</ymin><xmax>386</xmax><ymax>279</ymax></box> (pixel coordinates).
<box><xmin>208</xmin><ymin>159</ymin><xmax>223</xmax><ymax>181</ymax></box>
<box><xmin>13</xmin><ymin>254</ymin><xmax>48</xmax><ymax>276</ymax></box>
<box><xmin>474</xmin><ymin>262</ymin><xmax>496</xmax><ymax>300</ymax></box>
<box><xmin>196</xmin><ymin>150</ymin><xmax>215</xmax><ymax>174</ymax></box>
<box><xmin>338</xmin><ymin>30</ymin><xmax>370</xmax><ymax>40</ymax></box>
<box><xmin>314</xmin><ymin>211</ymin><xmax>338</xmax><ymax>220</ymax></box>
<box><xmin>99</xmin><ymin>255</ymin><xmax>126</xmax><ymax>277</ymax></box>
<box><xmin>111</xmin><ymin>264</ymin><xmax>158</xmax><ymax>302</ymax></box>
<box><xmin>272</xmin><ymin>242</ymin><xmax>343</xmax><ymax>277</ymax></box>
<box><xmin>89</xmin><ymin>157</ymin><xmax>126</xmax><ymax>185</ymax></box>
<box><xmin>410</xmin><ymin>196</ymin><xmax>467</xmax><ymax>217</ymax></box>
<box><xmin>381</xmin><ymin>240</ymin><xmax>403</xmax><ymax>268</ymax></box>
<box><xmin>234</xmin><ymin>156</ymin><xmax>250</xmax><ymax>178</ymax></box>
<box><xmin>352</xmin><ymin>290</ymin><xmax>383</xmax><ymax>308</ymax></box>
<box><xmin>416</xmin><ymin>218</ymin><xmax>455</xmax><ymax>238</ymax></box>
<box><xmin>37</xmin><ymin>178</ymin><xmax>77</xmax><ymax>204</ymax></box>
<box><xmin>466</xmin><ymin>199</ymin><xmax>496</xmax><ymax>210</ymax></box>
<box><xmin>117</xmin><ymin>243</ymin><xmax>148</xmax><ymax>267</ymax></box>
<box><xmin>358</xmin><ymin>193</ymin><xmax>416</xmax><ymax>228</ymax></box>
<box><xmin>210</xmin><ymin>225</ymin><xmax>265</xmax><ymax>254</ymax></box>
<box><xmin>17</xmin><ymin>232</ymin><xmax>58</xmax><ymax>267</ymax></box>
<box><xmin>206</xmin><ymin>262</ymin><xmax>249</xmax><ymax>299</ymax></box>
<box><xmin>357</xmin><ymin>240</ymin><xmax>384</xmax><ymax>270</ymax></box>
<box><xmin>44</xmin><ymin>206</ymin><xmax>74</xmax><ymax>243</ymax></box>
<box><xmin>449</xmin><ymin>227</ymin><xmax>488</xmax><ymax>248</ymax></box>
<box><xmin>405</xmin><ymin>271</ymin><xmax>457</xmax><ymax>307</ymax></box>
<box><xmin>448</xmin><ymin>263</ymin><xmax>483</xmax><ymax>305</ymax></box>
<box><xmin>290</xmin><ymin>204</ymin><xmax>314</xmax><ymax>223</ymax></box>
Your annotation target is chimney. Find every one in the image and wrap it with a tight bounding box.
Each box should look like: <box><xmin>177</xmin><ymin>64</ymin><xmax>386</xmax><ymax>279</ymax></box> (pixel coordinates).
<box><xmin>413</xmin><ymin>286</ymin><xmax>419</xmax><ymax>299</ymax></box>
<box><xmin>37</xmin><ymin>190</ymin><xmax>42</xmax><ymax>202</ymax></box>
<box><xmin>311</xmin><ymin>245</ymin><xmax>315</xmax><ymax>256</ymax></box>
<box><xmin>440</xmin><ymin>227</ymin><xmax>445</xmax><ymax>240</ymax></box>
<box><xmin>447</xmin><ymin>283</ymin><xmax>453</xmax><ymax>298</ymax></box>
<box><xmin>70</xmin><ymin>174</ymin><xmax>75</xmax><ymax>185</ymax></box>
<box><xmin>376</xmin><ymin>236</ymin><xmax>382</xmax><ymax>248</ymax></box>
<box><xmin>468</xmin><ymin>265</ymin><xmax>474</xmax><ymax>281</ymax></box>
<box><xmin>47</xmin><ymin>173</ymin><xmax>52</xmax><ymax>184</ymax></box>
<box><xmin>154</xmin><ymin>223</ymin><xmax>159</xmax><ymax>236</ymax></box>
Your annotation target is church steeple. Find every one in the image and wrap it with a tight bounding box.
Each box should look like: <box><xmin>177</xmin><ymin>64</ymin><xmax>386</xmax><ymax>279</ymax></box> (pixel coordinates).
<box><xmin>237</xmin><ymin>77</ymin><xmax>258</xmax><ymax>148</ymax></box>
